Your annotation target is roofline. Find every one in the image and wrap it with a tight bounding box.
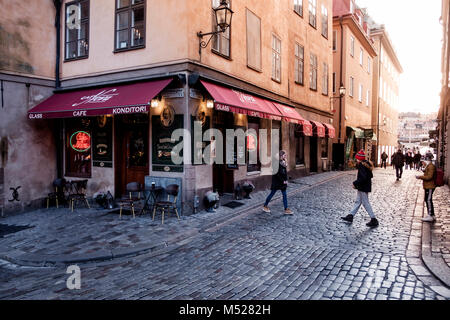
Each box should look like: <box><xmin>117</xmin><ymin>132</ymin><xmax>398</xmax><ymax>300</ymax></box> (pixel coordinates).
<box><xmin>370</xmin><ymin>28</ymin><xmax>403</xmax><ymax>73</ymax></box>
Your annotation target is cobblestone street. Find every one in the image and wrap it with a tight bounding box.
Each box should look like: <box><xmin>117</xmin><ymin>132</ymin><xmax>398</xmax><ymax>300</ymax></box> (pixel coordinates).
<box><xmin>0</xmin><ymin>168</ymin><xmax>449</xmax><ymax>300</ymax></box>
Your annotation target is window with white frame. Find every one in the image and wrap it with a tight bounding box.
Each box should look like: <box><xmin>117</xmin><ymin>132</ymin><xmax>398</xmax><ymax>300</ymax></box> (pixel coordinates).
<box><xmin>349</xmin><ymin>76</ymin><xmax>354</xmax><ymax>97</ymax></box>
<box><xmin>350</xmin><ymin>36</ymin><xmax>354</xmax><ymax>57</ymax></box>
<box><xmin>294</xmin><ymin>0</ymin><xmax>303</xmax><ymax>16</ymax></box>
<box><xmin>358</xmin><ymin>84</ymin><xmax>363</xmax><ymax>102</ymax></box>
<box><xmin>359</xmin><ymin>48</ymin><xmax>363</xmax><ymax>65</ymax></box>
<box><xmin>321</xmin><ymin>5</ymin><xmax>328</xmax><ymax>38</ymax></box>
<box><xmin>366</xmin><ymin>90</ymin><xmax>370</xmax><ymax>106</ymax></box>
<box><xmin>294</xmin><ymin>43</ymin><xmax>304</xmax><ymax>85</ymax></box>
<box><xmin>310</xmin><ymin>53</ymin><xmax>318</xmax><ymax>90</ymax></box>
<box><xmin>322</xmin><ymin>63</ymin><xmax>329</xmax><ymax>95</ymax></box>
<box><xmin>272</xmin><ymin>34</ymin><xmax>281</xmax><ymax>82</ymax></box>
<box><xmin>309</xmin><ymin>0</ymin><xmax>316</xmax><ymax>28</ymax></box>
<box><xmin>367</xmin><ymin>57</ymin><xmax>371</xmax><ymax>74</ymax></box>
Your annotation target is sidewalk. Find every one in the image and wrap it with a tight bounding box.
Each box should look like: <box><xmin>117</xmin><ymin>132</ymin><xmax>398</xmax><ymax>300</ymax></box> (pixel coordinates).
<box><xmin>0</xmin><ymin>171</ymin><xmax>347</xmax><ymax>267</ymax></box>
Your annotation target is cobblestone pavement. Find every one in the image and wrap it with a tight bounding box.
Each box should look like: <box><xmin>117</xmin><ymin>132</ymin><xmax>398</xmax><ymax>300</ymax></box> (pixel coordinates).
<box><xmin>0</xmin><ymin>168</ymin><xmax>448</xmax><ymax>300</ymax></box>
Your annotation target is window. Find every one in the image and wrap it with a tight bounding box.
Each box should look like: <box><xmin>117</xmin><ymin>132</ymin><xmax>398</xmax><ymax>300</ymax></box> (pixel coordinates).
<box><xmin>272</xmin><ymin>35</ymin><xmax>281</xmax><ymax>82</ymax></box>
<box><xmin>246</xmin><ymin>9</ymin><xmax>261</xmax><ymax>70</ymax></box>
<box><xmin>349</xmin><ymin>76</ymin><xmax>354</xmax><ymax>97</ymax></box>
<box><xmin>65</xmin><ymin>0</ymin><xmax>89</xmax><ymax>60</ymax></box>
<box><xmin>332</xmin><ymin>72</ymin><xmax>336</xmax><ymax>94</ymax></box>
<box><xmin>322</xmin><ymin>63</ymin><xmax>329</xmax><ymax>95</ymax></box>
<box><xmin>321</xmin><ymin>5</ymin><xmax>328</xmax><ymax>38</ymax></box>
<box><xmin>294</xmin><ymin>0</ymin><xmax>303</xmax><ymax>16</ymax></box>
<box><xmin>65</xmin><ymin>118</ymin><xmax>92</xmax><ymax>178</ymax></box>
<box><xmin>212</xmin><ymin>0</ymin><xmax>231</xmax><ymax>57</ymax></box>
<box><xmin>332</xmin><ymin>30</ymin><xmax>337</xmax><ymax>51</ymax></box>
<box><xmin>247</xmin><ymin>118</ymin><xmax>261</xmax><ymax>173</ymax></box>
<box><xmin>321</xmin><ymin>138</ymin><xmax>328</xmax><ymax>158</ymax></box>
<box><xmin>359</xmin><ymin>48</ymin><xmax>363</xmax><ymax>65</ymax></box>
<box><xmin>115</xmin><ymin>0</ymin><xmax>145</xmax><ymax>51</ymax></box>
<box><xmin>358</xmin><ymin>84</ymin><xmax>363</xmax><ymax>102</ymax></box>
<box><xmin>350</xmin><ymin>0</ymin><xmax>354</xmax><ymax>13</ymax></box>
<box><xmin>367</xmin><ymin>57</ymin><xmax>371</xmax><ymax>74</ymax></box>
<box><xmin>310</xmin><ymin>53</ymin><xmax>317</xmax><ymax>90</ymax></box>
<box><xmin>366</xmin><ymin>90</ymin><xmax>370</xmax><ymax>106</ymax></box>
<box><xmin>295</xmin><ymin>134</ymin><xmax>305</xmax><ymax>165</ymax></box>
<box><xmin>294</xmin><ymin>43</ymin><xmax>304</xmax><ymax>85</ymax></box>
<box><xmin>350</xmin><ymin>36</ymin><xmax>355</xmax><ymax>57</ymax></box>
<box><xmin>308</xmin><ymin>0</ymin><xmax>316</xmax><ymax>28</ymax></box>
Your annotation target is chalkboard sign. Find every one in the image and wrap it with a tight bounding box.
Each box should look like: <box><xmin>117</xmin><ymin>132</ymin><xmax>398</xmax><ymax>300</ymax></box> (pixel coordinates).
<box><xmin>152</xmin><ymin>114</ymin><xmax>184</xmax><ymax>172</ymax></box>
<box><xmin>92</xmin><ymin>116</ymin><xmax>112</xmax><ymax>167</ymax></box>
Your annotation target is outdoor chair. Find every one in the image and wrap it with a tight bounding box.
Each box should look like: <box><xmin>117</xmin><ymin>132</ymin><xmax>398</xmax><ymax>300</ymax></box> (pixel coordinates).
<box><xmin>67</xmin><ymin>180</ymin><xmax>90</xmax><ymax>212</ymax></box>
<box><xmin>152</xmin><ymin>184</ymin><xmax>180</xmax><ymax>224</ymax></box>
<box><xmin>118</xmin><ymin>182</ymin><xmax>142</xmax><ymax>219</ymax></box>
<box><xmin>46</xmin><ymin>178</ymin><xmax>66</xmax><ymax>209</ymax></box>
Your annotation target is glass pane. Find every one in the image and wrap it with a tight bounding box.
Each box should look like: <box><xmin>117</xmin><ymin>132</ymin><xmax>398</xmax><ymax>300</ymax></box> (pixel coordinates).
<box><xmin>80</xmin><ymin>22</ymin><xmax>88</xmax><ymax>39</ymax></box>
<box><xmin>116</xmin><ymin>30</ymin><xmax>129</xmax><ymax>49</ymax></box>
<box><xmin>66</xmin><ymin>27</ymin><xmax>78</xmax><ymax>43</ymax></box>
<box><xmin>117</xmin><ymin>11</ymin><xmax>129</xmax><ymax>30</ymax></box>
<box><xmin>117</xmin><ymin>0</ymin><xmax>130</xmax><ymax>9</ymax></box>
<box><xmin>66</xmin><ymin>42</ymin><xmax>77</xmax><ymax>59</ymax></box>
<box><xmin>132</xmin><ymin>7</ymin><xmax>145</xmax><ymax>25</ymax></box>
<box><xmin>80</xmin><ymin>1</ymin><xmax>89</xmax><ymax>19</ymax></box>
<box><xmin>131</xmin><ymin>24</ymin><xmax>144</xmax><ymax>47</ymax></box>
<box><xmin>129</xmin><ymin>130</ymin><xmax>147</xmax><ymax>167</ymax></box>
<box><xmin>132</xmin><ymin>0</ymin><xmax>144</xmax><ymax>4</ymax></box>
<box><xmin>79</xmin><ymin>39</ymin><xmax>88</xmax><ymax>56</ymax></box>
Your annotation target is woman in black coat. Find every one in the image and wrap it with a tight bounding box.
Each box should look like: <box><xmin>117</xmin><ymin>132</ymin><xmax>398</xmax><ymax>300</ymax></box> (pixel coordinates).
<box><xmin>262</xmin><ymin>150</ymin><xmax>292</xmax><ymax>215</ymax></box>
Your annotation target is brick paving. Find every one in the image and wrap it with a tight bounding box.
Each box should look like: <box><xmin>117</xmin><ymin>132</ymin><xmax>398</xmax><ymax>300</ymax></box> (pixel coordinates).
<box><xmin>0</xmin><ymin>168</ymin><xmax>448</xmax><ymax>300</ymax></box>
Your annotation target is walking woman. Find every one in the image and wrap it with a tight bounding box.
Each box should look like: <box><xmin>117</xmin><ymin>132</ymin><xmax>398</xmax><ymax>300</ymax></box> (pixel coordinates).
<box><xmin>262</xmin><ymin>150</ymin><xmax>293</xmax><ymax>215</ymax></box>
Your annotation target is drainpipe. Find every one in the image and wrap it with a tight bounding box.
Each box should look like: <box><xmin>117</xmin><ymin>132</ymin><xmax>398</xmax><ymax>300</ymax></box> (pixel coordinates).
<box><xmin>376</xmin><ymin>35</ymin><xmax>382</xmax><ymax>167</ymax></box>
<box><xmin>53</xmin><ymin>0</ymin><xmax>63</xmax><ymax>178</ymax></box>
<box><xmin>339</xmin><ymin>16</ymin><xmax>344</xmax><ymax>144</ymax></box>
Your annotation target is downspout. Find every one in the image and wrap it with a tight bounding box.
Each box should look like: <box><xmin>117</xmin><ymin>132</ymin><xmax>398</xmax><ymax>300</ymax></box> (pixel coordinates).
<box><xmin>54</xmin><ymin>0</ymin><xmax>63</xmax><ymax>178</ymax></box>
<box><xmin>339</xmin><ymin>16</ymin><xmax>344</xmax><ymax>144</ymax></box>
<box><xmin>376</xmin><ymin>36</ymin><xmax>382</xmax><ymax>167</ymax></box>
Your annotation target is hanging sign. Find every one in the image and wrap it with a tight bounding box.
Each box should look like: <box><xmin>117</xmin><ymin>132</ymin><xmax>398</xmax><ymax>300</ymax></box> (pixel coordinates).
<box><xmin>70</xmin><ymin>131</ymin><xmax>91</xmax><ymax>152</ymax></box>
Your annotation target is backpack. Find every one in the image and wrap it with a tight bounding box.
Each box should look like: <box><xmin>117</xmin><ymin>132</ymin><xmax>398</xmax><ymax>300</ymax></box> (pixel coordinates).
<box><xmin>435</xmin><ymin>168</ymin><xmax>445</xmax><ymax>187</ymax></box>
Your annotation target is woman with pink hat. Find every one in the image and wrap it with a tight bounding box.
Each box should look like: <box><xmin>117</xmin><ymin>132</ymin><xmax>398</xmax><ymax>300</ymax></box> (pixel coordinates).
<box><xmin>341</xmin><ymin>149</ymin><xmax>379</xmax><ymax>228</ymax></box>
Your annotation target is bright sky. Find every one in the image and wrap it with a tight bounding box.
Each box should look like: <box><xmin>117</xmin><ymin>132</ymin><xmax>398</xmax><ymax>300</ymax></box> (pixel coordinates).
<box><xmin>357</xmin><ymin>0</ymin><xmax>442</xmax><ymax>114</ymax></box>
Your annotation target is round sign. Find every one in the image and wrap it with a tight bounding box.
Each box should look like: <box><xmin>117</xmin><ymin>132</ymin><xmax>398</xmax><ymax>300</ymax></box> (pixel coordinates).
<box><xmin>70</xmin><ymin>131</ymin><xmax>91</xmax><ymax>152</ymax></box>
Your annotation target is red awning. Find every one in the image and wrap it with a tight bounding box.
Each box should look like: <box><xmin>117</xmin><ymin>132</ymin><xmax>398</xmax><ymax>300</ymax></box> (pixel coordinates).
<box><xmin>272</xmin><ymin>103</ymin><xmax>304</xmax><ymax>124</ymax></box>
<box><xmin>310</xmin><ymin>121</ymin><xmax>326</xmax><ymax>137</ymax></box>
<box><xmin>28</xmin><ymin>79</ymin><xmax>172</xmax><ymax>119</ymax></box>
<box><xmin>323</xmin><ymin>123</ymin><xmax>336</xmax><ymax>139</ymax></box>
<box><xmin>200</xmin><ymin>80</ymin><xmax>282</xmax><ymax>120</ymax></box>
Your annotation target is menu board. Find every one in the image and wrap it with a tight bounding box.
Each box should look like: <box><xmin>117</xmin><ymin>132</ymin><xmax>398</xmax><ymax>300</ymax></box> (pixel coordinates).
<box><xmin>92</xmin><ymin>116</ymin><xmax>113</xmax><ymax>168</ymax></box>
<box><xmin>152</xmin><ymin>114</ymin><xmax>184</xmax><ymax>172</ymax></box>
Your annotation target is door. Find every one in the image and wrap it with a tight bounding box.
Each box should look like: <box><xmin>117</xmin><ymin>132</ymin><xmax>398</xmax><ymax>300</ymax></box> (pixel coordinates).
<box><xmin>212</xmin><ymin>111</ymin><xmax>234</xmax><ymax>195</ymax></box>
<box><xmin>115</xmin><ymin>115</ymin><xmax>149</xmax><ymax>197</ymax></box>
<box><xmin>310</xmin><ymin>136</ymin><xmax>318</xmax><ymax>172</ymax></box>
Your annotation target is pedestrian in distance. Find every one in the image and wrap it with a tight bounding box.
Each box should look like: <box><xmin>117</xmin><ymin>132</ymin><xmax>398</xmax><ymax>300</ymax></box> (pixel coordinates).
<box><xmin>341</xmin><ymin>150</ymin><xmax>379</xmax><ymax>228</ymax></box>
<box><xmin>381</xmin><ymin>151</ymin><xmax>388</xmax><ymax>169</ymax></box>
<box><xmin>416</xmin><ymin>155</ymin><xmax>437</xmax><ymax>222</ymax></box>
<box><xmin>392</xmin><ymin>149</ymin><xmax>405</xmax><ymax>181</ymax></box>
<box><xmin>414</xmin><ymin>151</ymin><xmax>422</xmax><ymax>171</ymax></box>
<box><xmin>262</xmin><ymin>150</ymin><xmax>293</xmax><ymax>215</ymax></box>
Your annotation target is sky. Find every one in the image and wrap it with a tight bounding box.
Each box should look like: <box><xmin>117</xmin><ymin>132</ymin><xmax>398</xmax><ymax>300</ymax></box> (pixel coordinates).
<box><xmin>357</xmin><ymin>0</ymin><xmax>442</xmax><ymax>114</ymax></box>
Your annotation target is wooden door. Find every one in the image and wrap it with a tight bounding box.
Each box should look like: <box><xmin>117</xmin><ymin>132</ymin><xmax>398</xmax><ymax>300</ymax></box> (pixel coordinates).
<box><xmin>115</xmin><ymin>115</ymin><xmax>149</xmax><ymax>197</ymax></box>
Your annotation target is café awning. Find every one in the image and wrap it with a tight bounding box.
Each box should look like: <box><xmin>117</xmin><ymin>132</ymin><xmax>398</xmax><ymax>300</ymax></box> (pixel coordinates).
<box><xmin>200</xmin><ymin>80</ymin><xmax>283</xmax><ymax>120</ymax></box>
<box><xmin>348</xmin><ymin>126</ymin><xmax>365</xmax><ymax>139</ymax></box>
<box><xmin>323</xmin><ymin>123</ymin><xmax>336</xmax><ymax>139</ymax></box>
<box><xmin>310</xmin><ymin>121</ymin><xmax>326</xmax><ymax>138</ymax></box>
<box><xmin>28</xmin><ymin>79</ymin><xmax>173</xmax><ymax>119</ymax></box>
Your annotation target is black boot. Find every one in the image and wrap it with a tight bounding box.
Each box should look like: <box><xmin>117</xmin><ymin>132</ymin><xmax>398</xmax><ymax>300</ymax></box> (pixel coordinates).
<box><xmin>366</xmin><ymin>218</ymin><xmax>379</xmax><ymax>228</ymax></box>
<box><xmin>341</xmin><ymin>214</ymin><xmax>354</xmax><ymax>223</ymax></box>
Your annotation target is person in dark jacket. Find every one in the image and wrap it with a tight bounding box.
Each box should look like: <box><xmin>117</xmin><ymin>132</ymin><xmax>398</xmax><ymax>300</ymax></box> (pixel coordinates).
<box><xmin>392</xmin><ymin>149</ymin><xmax>405</xmax><ymax>181</ymax></box>
<box><xmin>262</xmin><ymin>150</ymin><xmax>293</xmax><ymax>215</ymax></box>
<box><xmin>381</xmin><ymin>151</ymin><xmax>388</xmax><ymax>169</ymax></box>
<box><xmin>414</xmin><ymin>151</ymin><xmax>422</xmax><ymax>171</ymax></box>
<box><xmin>342</xmin><ymin>150</ymin><xmax>379</xmax><ymax>228</ymax></box>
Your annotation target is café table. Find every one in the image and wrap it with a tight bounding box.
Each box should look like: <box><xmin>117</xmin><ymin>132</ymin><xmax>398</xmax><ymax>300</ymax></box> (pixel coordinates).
<box><xmin>140</xmin><ymin>185</ymin><xmax>164</xmax><ymax>216</ymax></box>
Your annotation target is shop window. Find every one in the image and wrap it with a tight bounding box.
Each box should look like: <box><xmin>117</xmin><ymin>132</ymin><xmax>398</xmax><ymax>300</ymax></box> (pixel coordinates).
<box><xmin>295</xmin><ymin>135</ymin><xmax>305</xmax><ymax>165</ymax></box>
<box><xmin>65</xmin><ymin>118</ymin><xmax>92</xmax><ymax>178</ymax></box>
<box><xmin>247</xmin><ymin>118</ymin><xmax>261</xmax><ymax>173</ymax></box>
<box><xmin>212</xmin><ymin>0</ymin><xmax>231</xmax><ymax>58</ymax></box>
<box><xmin>115</xmin><ymin>0</ymin><xmax>145</xmax><ymax>51</ymax></box>
<box><xmin>65</xmin><ymin>0</ymin><xmax>89</xmax><ymax>60</ymax></box>
<box><xmin>321</xmin><ymin>138</ymin><xmax>328</xmax><ymax>158</ymax></box>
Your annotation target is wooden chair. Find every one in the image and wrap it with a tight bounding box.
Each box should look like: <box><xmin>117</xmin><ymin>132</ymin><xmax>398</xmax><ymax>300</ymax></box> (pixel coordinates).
<box><xmin>152</xmin><ymin>184</ymin><xmax>180</xmax><ymax>224</ymax></box>
<box><xmin>118</xmin><ymin>182</ymin><xmax>142</xmax><ymax>219</ymax></box>
<box><xmin>68</xmin><ymin>180</ymin><xmax>90</xmax><ymax>212</ymax></box>
<box><xmin>46</xmin><ymin>178</ymin><xmax>66</xmax><ymax>209</ymax></box>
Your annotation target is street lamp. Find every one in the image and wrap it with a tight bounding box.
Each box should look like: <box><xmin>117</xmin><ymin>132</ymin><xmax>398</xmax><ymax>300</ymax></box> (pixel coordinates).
<box><xmin>197</xmin><ymin>0</ymin><xmax>233</xmax><ymax>59</ymax></box>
